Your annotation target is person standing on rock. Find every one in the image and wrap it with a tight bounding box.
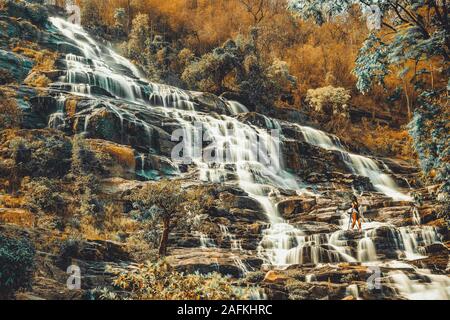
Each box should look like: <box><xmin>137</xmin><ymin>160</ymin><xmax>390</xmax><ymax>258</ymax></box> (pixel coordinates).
<box><xmin>349</xmin><ymin>196</ymin><xmax>362</xmax><ymax>232</ymax></box>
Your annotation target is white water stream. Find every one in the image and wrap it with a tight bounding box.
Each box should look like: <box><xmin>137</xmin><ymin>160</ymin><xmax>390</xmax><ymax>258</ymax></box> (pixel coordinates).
<box><xmin>294</xmin><ymin>125</ymin><xmax>412</xmax><ymax>201</ymax></box>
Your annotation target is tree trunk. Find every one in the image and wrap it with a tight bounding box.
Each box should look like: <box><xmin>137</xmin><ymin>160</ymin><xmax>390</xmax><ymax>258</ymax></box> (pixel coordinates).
<box><xmin>159</xmin><ymin>219</ymin><xmax>170</xmax><ymax>257</ymax></box>
<box><xmin>403</xmin><ymin>80</ymin><xmax>412</xmax><ymax>120</ymax></box>
<box><xmin>127</xmin><ymin>0</ymin><xmax>132</xmax><ymax>34</ymax></box>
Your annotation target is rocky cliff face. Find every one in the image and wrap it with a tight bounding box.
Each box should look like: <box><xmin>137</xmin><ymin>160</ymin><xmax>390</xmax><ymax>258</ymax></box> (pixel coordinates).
<box><xmin>0</xmin><ymin>2</ymin><xmax>448</xmax><ymax>300</ymax></box>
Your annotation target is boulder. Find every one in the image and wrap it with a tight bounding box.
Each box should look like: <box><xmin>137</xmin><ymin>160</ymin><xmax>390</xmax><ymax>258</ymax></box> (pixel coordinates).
<box><xmin>166</xmin><ymin>248</ymin><xmax>263</xmax><ymax>278</ymax></box>
<box><xmin>192</xmin><ymin>92</ymin><xmax>230</xmax><ymax>115</ymax></box>
<box><xmin>277</xmin><ymin>197</ymin><xmax>317</xmax><ymax>218</ymax></box>
<box><xmin>0</xmin><ymin>49</ymin><xmax>33</xmax><ymax>83</ymax></box>
<box><xmin>264</xmin><ymin>270</ymin><xmax>289</xmax><ymax>284</ymax></box>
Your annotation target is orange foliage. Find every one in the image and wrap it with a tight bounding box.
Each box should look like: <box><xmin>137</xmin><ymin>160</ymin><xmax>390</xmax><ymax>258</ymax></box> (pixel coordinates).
<box><xmin>0</xmin><ymin>209</ymin><xmax>35</xmax><ymax>227</ymax></box>
<box><xmin>88</xmin><ymin>139</ymin><xmax>136</xmax><ymax>170</ymax></box>
<box><xmin>81</xmin><ymin>0</ymin><xmax>416</xmax><ymax>123</ymax></box>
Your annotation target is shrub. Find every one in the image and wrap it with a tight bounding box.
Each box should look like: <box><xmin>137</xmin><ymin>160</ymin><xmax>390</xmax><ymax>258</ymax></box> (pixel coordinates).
<box><xmin>0</xmin><ymin>234</ymin><xmax>35</xmax><ymax>298</ymax></box>
<box><xmin>69</xmin><ymin>137</ymin><xmax>104</xmax><ymax>220</ymax></box>
<box><xmin>0</xmin><ymin>69</ymin><xmax>15</xmax><ymax>85</ymax></box>
<box><xmin>0</xmin><ymin>93</ymin><xmax>22</xmax><ymax>130</ymax></box>
<box><xmin>71</xmin><ymin>135</ymin><xmax>105</xmax><ymax>179</ymax></box>
<box><xmin>2</xmin><ymin>132</ymin><xmax>72</xmax><ymax>182</ymax></box>
<box><xmin>105</xmin><ymin>261</ymin><xmax>252</xmax><ymax>300</ymax></box>
<box><xmin>57</xmin><ymin>237</ymin><xmax>83</xmax><ymax>269</ymax></box>
<box><xmin>7</xmin><ymin>137</ymin><xmax>30</xmax><ymax>193</ymax></box>
<box><xmin>306</xmin><ymin>86</ymin><xmax>351</xmax><ymax>119</ymax></box>
<box><xmin>23</xmin><ymin>177</ymin><xmax>66</xmax><ymax>215</ymax></box>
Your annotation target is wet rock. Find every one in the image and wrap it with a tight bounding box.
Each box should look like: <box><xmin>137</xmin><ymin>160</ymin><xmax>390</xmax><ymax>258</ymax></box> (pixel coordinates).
<box><xmin>229</xmin><ymin>208</ymin><xmax>268</xmax><ymax>223</ymax></box>
<box><xmin>423</xmin><ymin>243</ymin><xmax>449</xmax><ymax>256</ymax></box>
<box><xmin>166</xmin><ymin>248</ymin><xmax>263</xmax><ymax>278</ymax></box>
<box><xmin>410</xmin><ymin>255</ymin><xmax>449</xmax><ymax>273</ymax></box>
<box><xmin>3</xmin><ymin>0</ymin><xmax>49</xmax><ymax>27</ymax></box>
<box><xmin>382</xmin><ymin>158</ymin><xmax>419</xmax><ymax>175</ymax></box>
<box><xmin>264</xmin><ymin>270</ymin><xmax>289</xmax><ymax>284</ymax></box>
<box><xmin>235</xmin><ymin>112</ymin><xmax>279</xmax><ymax>129</ymax></box>
<box><xmin>138</xmin><ymin>154</ymin><xmax>179</xmax><ymax>179</ymax></box>
<box><xmin>192</xmin><ymin>92</ymin><xmax>230</xmax><ymax>115</ymax></box>
<box><xmin>277</xmin><ymin>196</ymin><xmax>317</xmax><ymax>218</ymax></box>
<box><xmin>59</xmin><ymin>239</ymin><xmax>130</xmax><ymax>265</ymax></box>
<box><xmin>0</xmin><ymin>49</ymin><xmax>34</xmax><ymax>82</ymax></box>
<box><xmin>233</xmin><ymin>196</ymin><xmax>264</xmax><ymax>212</ymax></box>
<box><xmin>30</xmin><ymin>95</ymin><xmax>58</xmax><ymax>116</ymax></box>
<box><xmin>291</xmin><ymin>221</ymin><xmax>341</xmax><ymax>235</ymax></box>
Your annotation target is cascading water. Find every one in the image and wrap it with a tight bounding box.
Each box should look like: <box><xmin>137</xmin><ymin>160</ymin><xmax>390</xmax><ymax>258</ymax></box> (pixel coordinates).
<box><xmin>389</xmin><ymin>271</ymin><xmax>450</xmax><ymax>300</ymax></box>
<box><xmin>227</xmin><ymin>100</ymin><xmax>249</xmax><ymax>115</ymax></box>
<box><xmin>49</xmin><ymin>16</ymin><xmax>307</xmax><ymax>271</ymax></box>
<box><xmin>48</xmin><ymin>93</ymin><xmax>66</xmax><ymax>129</ymax></box>
<box><xmin>293</xmin><ymin>125</ymin><xmax>412</xmax><ymax>201</ymax></box>
<box><xmin>218</xmin><ymin>225</ymin><xmax>250</xmax><ymax>275</ymax></box>
<box><xmin>47</xmin><ymin>17</ymin><xmax>449</xmax><ymax>299</ymax></box>
<box><xmin>357</xmin><ymin>230</ymin><xmax>378</xmax><ymax>262</ymax></box>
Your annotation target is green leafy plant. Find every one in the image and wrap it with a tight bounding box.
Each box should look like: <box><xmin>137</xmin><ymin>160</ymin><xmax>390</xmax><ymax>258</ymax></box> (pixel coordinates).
<box><xmin>0</xmin><ymin>234</ymin><xmax>35</xmax><ymax>298</ymax></box>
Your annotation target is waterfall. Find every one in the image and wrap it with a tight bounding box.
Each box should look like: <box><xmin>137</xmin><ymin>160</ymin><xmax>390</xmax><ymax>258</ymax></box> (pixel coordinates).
<box><xmin>219</xmin><ymin>224</ymin><xmax>244</xmax><ymax>251</ymax></box>
<box><xmin>49</xmin><ymin>16</ymin><xmax>313</xmax><ymax>269</ymax></box>
<box><xmin>218</xmin><ymin>225</ymin><xmax>250</xmax><ymax>275</ymax></box>
<box><xmin>48</xmin><ymin>94</ymin><xmax>66</xmax><ymax>129</ymax></box>
<box><xmin>227</xmin><ymin>100</ymin><xmax>249</xmax><ymax>115</ymax></box>
<box><xmin>194</xmin><ymin>231</ymin><xmax>216</xmax><ymax>249</ymax></box>
<box><xmin>389</xmin><ymin>271</ymin><xmax>450</xmax><ymax>300</ymax></box>
<box><xmin>294</xmin><ymin>125</ymin><xmax>412</xmax><ymax>201</ymax></box>
<box><xmin>50</xmin><ymin>18</ymin><xmax>195</xmax><ymax>108</ymax></box>
<box><xmin>357</xmin><ymin>231</ymin><xmax>378</xmax><ymax>262</ymax></box>
<box><xmin>46</xmin><ymin>17</ymin><xmax>449</xmax><ymax>298</ymax></box>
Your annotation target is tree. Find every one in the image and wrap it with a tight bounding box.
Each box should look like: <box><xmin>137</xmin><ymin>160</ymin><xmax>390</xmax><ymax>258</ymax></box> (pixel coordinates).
<box><xmin>8</xmin><ymin>138</ymin><xmax>31</xmax><ymax>194</ymax></box>
<box><xmin>182</xmin><ymin>39</ymin><xmax>240</xmax><ymax>93</ymax></box>
<box><xmin>182</xmin><ymin>29</ymin><xmax>296</xmax><ymax>111</ymax></box>
<box><xmin>125</xmin><ymin>0</ymin><xmax>135</xmax><ymax>34</ymax></box>
<box><xmin>81</xmin><ymin>0</ymin><xmax>101</xmax><ymax>29</ymax></box>
<box><xmin>128</xmin><ymin>180</ymin><xmax>187</xmax><ymax>256</ymax></box>
<box><xmin>237</xmin><ymin>0</ymin><xmax>270</xmax><ymax>25</ymax></box>
<box><xmin>306</xmin><ymin>86</ymin><xmax>351</xmax><ymax>119</ymax></box>
<box><xmin>125</xmin><ymin>13</ymin><xmax>151</xmax><ymax>64</ymax></box>
<box><xmin>289</xmin><ymin>0</ymin><xmax>449</xmax><ymax>201</ymax></box>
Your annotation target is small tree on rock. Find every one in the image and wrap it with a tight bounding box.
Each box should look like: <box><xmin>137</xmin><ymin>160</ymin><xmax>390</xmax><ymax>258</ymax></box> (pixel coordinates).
<box><xmin>128</xmin><ymin>180</ymin><xmax>187</xmax><ymax>257</ymax></box>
